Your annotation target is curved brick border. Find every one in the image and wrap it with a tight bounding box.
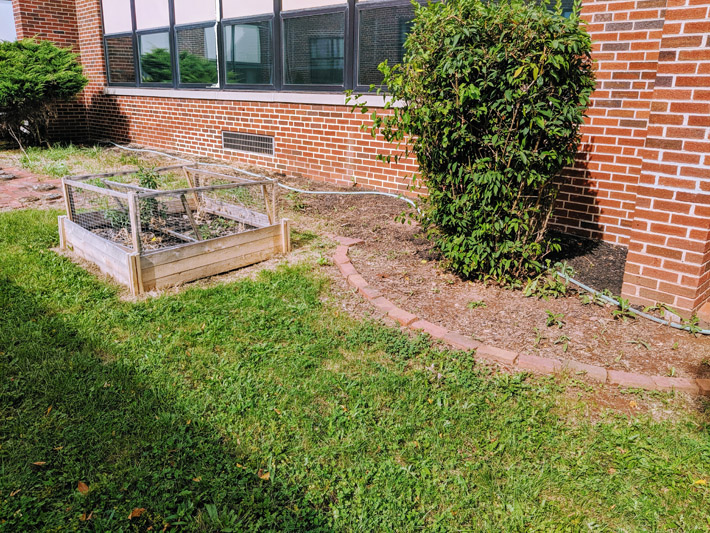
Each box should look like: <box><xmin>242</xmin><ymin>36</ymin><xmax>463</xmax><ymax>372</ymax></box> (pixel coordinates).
<box><xmin>332</xmin><ymin>237</ymin><xmax>710</xmax><ymax>397</ymax></box>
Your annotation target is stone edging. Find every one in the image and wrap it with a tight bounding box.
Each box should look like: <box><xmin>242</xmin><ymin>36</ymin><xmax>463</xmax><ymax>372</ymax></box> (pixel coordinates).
<box><xmin>331</xmin><ymin>236</ymin><xmax>710</xmax><ymax>397</ymax></box>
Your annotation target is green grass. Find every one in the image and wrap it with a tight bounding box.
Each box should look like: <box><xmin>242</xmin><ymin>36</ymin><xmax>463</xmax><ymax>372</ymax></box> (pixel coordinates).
<box><xmin>1</xmin><ymin>143</ymin><xmax>166</xmax><ymax>178</ymax></box>
<box><xmin>1</xmin><ymin>210</ymin><xmax>709</xmax><ymax>531</ymax></box>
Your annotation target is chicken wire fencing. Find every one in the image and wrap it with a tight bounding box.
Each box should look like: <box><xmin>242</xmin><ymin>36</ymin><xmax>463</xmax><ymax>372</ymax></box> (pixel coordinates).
<box><xmin>63</xmin><ymin>165</ymin><xmax>278</xmax><ymax>253</ymax></box>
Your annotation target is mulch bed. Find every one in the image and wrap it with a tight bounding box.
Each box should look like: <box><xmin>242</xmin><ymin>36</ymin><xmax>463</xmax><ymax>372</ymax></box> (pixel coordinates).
<box><xmin>268</xmin><ymin>171</ymin><xmax>710</xmax><ymax>381</ymax></box>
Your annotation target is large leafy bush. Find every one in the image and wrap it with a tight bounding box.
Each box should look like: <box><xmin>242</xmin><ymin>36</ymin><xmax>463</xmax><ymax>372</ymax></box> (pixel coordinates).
<box><xmin>362</xmin><ymin>0</ymin><xmax>595</xmax><ymax>281</ymax></box>
<box><xmin>0</xmin><ymin>39</ymin><xmax>87</xmax><ymax>148</ymax></box>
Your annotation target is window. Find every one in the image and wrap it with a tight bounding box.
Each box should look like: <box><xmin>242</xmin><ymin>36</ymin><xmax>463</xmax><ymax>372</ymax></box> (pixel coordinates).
<box><xmin>176</xmin><ymin>26</ymin><xmax>218</xmax><ymax>85</ymax></box>
<box><xmin>0</xmin><ymin>0</ymin><xmax>17</xmax><ymax>42</ymax></box>
<box><xmin>139</xmin><ymin>31</ymin><xmax>172</xmax><ymax>84</ymax></box>
<box><xmin>101</xmin><ymin>0</ymin><xmax>136</xmax><ymax>84</ymax></box>
<box><xmin>283</xmin><ymin>11</ymin><xmax>346</xmax><ymax>87</ymax></box>
<box><xmin>102</xmin><ymin>0</ymin><xmax>419</xmax><ymax>92</ymax></box>
<box><xmin>223</xmin><ymin>21</ymin><xmax>273</xmax><ymax>86</ymax></box>
<box><xmin>357</xmin><ymin>2</ymin><xmax>415</xmax><ymax>87</ymax></box>
<box><xmin>106</xmin><ymin>36</ymin><xmax>136</xmax><ymax>84</ymax></box>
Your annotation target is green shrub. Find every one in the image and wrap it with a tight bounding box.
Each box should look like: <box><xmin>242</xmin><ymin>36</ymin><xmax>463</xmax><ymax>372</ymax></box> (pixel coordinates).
<box><xmin>0</xmin><ymin>39</ymin><xmax>88</xmax><ymax>148</ymax></box>
<box><xmin>358</xmin><ymin>0</ymin><xmax>595</xmax><ymax>282</ymax></box>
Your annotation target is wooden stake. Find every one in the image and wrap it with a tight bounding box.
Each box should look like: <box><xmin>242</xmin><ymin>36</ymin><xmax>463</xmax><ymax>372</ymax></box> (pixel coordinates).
<box><xmin>62</xmin><ymin>179</ymin><xmax>74</xmax><ymax>221</ymax></box>
<box><xmin>281</xmin><ymin>218</ymin><xmax>291</xmax><ymax>253</ymax></box>
<box><xmin>261</xmin><ymin>184</ymin><xmax>274</xmax><ymax>225</ymax></box>
<box><xmin>180</xmin><ymin>194</ymin><xmax>202</xmax><ymax>241</ymax></box>
<box><xmin>128</xmin><ymin>192</ymin><xmax>142</xmax><ymax>254</ymax></box>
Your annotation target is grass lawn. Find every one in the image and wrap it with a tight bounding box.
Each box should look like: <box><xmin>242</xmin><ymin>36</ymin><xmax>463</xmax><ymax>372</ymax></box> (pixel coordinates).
<box><xmin>1</xmin><ymin>209</ymin><xmax>709</xmax><ymax>531</ymax></box>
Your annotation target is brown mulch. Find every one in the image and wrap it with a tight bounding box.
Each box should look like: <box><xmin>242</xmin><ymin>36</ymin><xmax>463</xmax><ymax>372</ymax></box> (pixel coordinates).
<box><xmin>267</xmin><ymin>170</ymin><xmax>710</xmax><ymax>382</ymax></box>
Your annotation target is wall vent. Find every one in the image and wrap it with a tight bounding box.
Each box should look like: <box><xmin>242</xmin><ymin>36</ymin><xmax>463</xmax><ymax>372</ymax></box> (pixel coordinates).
<box><xmin>222</xmin><ymin>131</ymin><xmax>274</xmax><ymax>156</ymax></box>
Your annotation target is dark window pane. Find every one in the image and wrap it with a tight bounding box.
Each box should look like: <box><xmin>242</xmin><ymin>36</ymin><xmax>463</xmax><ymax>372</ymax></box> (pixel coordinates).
<box><xmin>223</xmin><ymin>20</ymin><xmax>272</xmax><ymax>85</ymax></box>
<box><xmin>176</xmin><ymin>26</ymin><xmax>218</xmax><ymax>85</ymax></box>
<box><xmin>139</xmin><ymin>32</ymin><xmax>172</xmax><ymax>83</ymax></box>
<box><xmin>283</xmin><ymin>11</ymin><xmax>345</xmax><ymax>85</ymax></box>
<box><xmin>358</xmin><ymin>4</ymin><xmax>414</xmax><ymax>86</ymax></box>
<box><xmin>106</xmin><ymin>35</ymin><xmax>136</xmax><ymax>84</ymax></box>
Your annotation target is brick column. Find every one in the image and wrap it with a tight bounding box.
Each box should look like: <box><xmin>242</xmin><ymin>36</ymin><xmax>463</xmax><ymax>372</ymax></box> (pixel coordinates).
<box><xmin>621</xmin><ymin>0</ymin><xmax>710</xmax><ymax>315</ymax></box>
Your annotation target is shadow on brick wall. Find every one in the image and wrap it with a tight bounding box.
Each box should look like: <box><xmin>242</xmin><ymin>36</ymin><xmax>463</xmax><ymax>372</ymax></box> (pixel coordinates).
<box><xmin>551</xmin><ymin>141</ymin><xmax>605</xmax><ymax>243</ymax></box>
<box><xmin>85</xmin><ymin>92</ymin><xmax>132</xmax><ymax>144</ymax></box>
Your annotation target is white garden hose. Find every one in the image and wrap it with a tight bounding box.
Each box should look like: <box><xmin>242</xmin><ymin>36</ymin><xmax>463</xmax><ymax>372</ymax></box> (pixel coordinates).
<box><xmin>557</xmin><ymin>271</ymin><xmax>710</xmax><ymax>335</ymax></box>
<box><xmin>102</xmin><ymin>140</ymin><xmax>708</xmax><ymax>334</ymax></box>
<box><xmin>102</xmin><ymin>141</ymin><xmax>420</xmax><ymax>213</ymax></box>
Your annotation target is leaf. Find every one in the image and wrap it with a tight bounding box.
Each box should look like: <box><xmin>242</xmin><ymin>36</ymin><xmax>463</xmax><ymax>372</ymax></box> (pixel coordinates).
<box><xmin>693</xmin><ymin>479</ymin><xmax>707</xmax><ymax>485</ymax></box>
<box><xmin>45</xmin><ymin>405</ymin><xmax>52</xmax><ymax>416</ymax></box>
<box><xmin>128</xmin><ymin>508</ymin><xmax>146</xmax><ymax>520</ymax></box>
<box><xmin>77</xmin><ymin>481</ymin><xmax>89</xmax><ymax>494</ymax></box>
<box><xmin>79</xmin><ymin>511</ymin><xmax>93</xmax><ymax>521</ymax></box>
<box><xmin>257</xmin><ymin>469</ymin><xmax>270</xmax><ymax>481</ymax></box>
<box><xmin>32</xmin><ymin>461</ymin><xmax>46</xmax><ymax>466</ymax></box>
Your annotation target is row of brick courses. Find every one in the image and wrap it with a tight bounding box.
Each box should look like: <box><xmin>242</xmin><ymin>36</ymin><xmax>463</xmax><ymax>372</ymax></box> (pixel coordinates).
<box><xmin>12</xmin><ymin>0</ymin><xmax>710</xmax><ymax>316</ymax></box>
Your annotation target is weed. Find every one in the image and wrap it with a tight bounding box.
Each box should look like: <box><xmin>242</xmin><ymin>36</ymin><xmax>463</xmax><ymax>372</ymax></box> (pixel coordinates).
<box><xmin>286</xmin><ymin>191</ymin><xmax>306</xmax><ymax>211</ymax></box>
<box><xmin>643</xmin><ymin>301</ymin><xmax>678</xmax><ymax>320</ymax></box>
<box><xmin>545</xmin><ymin>310</ymin><xmax>565</xmax><ymax>329</ymax></box>
<box><xmin>579</xmin><ymin>292</ymin><xmax>606</xmax><ymax>307</ymax></box>
<box><xmin>667</xmin><ymin>367</ymin><xmax>676</xmax><ymax>377</ymax></box>
<box><xmin>316</xmin><ymin>254</ymin><xmax>331</xmax><ymax>266</ymax></box>
<box><xmin>524</xmin><ymin>262</ymin><xmax>575</xmax><ymax>300</ymax></box>
<box><xmin>467</xmin><ymin>300</ymin><xmax>487</xmax><ymax>310</ymax></box>
<box><xmin>611</xmin><ymin>297</ymin><xmax>636</xmax><ymax>321</ymax></box>
<box><xmin>627</xmin><ymin>339</ymin><xmax>650</xmax><ymax>350</ymax></box>
<box><xmin>682</xmin><ymin>314</ymin><xmax>703</xmax><ymax>337</ymax></box>
<box><xmin>553</xmin><ymin>334</ymin><xmax>570</xmax><ymax>352</ymax></box>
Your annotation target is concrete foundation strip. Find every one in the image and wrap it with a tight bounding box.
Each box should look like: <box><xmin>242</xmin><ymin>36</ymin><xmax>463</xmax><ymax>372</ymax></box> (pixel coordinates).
<box><xmin>330</xmin><ymin>236</ymin><xmax>710</xmax><ymax>397</ymax></box>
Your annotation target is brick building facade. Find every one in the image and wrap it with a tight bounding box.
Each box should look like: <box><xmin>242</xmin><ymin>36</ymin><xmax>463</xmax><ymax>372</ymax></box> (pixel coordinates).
<box><xmin>10</xmin><ymin>0</ymin><xmax>710</xmax><ymax>317</ymax></box>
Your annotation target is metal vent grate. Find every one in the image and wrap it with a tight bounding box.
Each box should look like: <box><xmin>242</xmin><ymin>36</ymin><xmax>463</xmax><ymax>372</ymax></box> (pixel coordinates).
<box><xmin>222</xmin><ymin>131</ymin><xmax>274</xmax><ymax>156</ymax></box>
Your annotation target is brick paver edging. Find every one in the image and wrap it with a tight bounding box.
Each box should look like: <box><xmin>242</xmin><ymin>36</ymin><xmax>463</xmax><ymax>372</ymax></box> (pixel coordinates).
<box><xmin>331</xmin><ymin>237</ymin><xmax>710</xmax><ymax>397</ymax></box>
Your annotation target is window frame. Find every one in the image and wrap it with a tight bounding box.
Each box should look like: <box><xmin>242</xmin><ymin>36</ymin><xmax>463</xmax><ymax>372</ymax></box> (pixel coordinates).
<box><xmin>280</xmin><ymin>4</ymin><xmax>350</xmax><ymax>93</ymax></box>
<box><xmin>353</xmin><ymin>0</ymin><xmax>419</xmax><ymax>93</ymax></box>
<box><xmin>101</xmin><ymin>0</ymin><xmax>417</xmax><ymax>94</ymax></box>
<box><xmin>174</xmin><ymin>20</ymin><xmax>220</xmax><ymax>89</ymax></box>
<box><xmin>103</xmin><ymin>32</ymin><xmax>139</xmax><ymax>87</ymax></box>
<box><xmin>136</xmin><ymin>27</ymin><xmax>175</xmax><ymax>87</ymax></box>
<box><xmin>221</xmin><ymin>13</ymin><xmax>276</xmax><ymax>91</ymax></box>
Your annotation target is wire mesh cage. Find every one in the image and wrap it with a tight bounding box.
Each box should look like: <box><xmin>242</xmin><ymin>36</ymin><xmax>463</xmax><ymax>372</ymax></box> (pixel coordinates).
<box><xmin>63</xmin><ymin>165</ymin><xmax>279</xmax><ymax>253</ymax></box>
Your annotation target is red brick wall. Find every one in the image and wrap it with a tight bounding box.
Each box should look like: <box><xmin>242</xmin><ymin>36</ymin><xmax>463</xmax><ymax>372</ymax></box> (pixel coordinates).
<box><xmin>621</xmin><ymin>0</ymin><xmax>710</xmax><ymax>312</ymax></box>
<box><xmin>89</xmin><ymin>96</ymin><xmax>419</xmax><ymax>194</ymax></box>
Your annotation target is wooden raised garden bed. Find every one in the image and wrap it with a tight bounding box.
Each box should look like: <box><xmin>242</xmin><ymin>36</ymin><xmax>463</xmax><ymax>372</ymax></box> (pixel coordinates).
<box><xmin>58</xmin><ymin>165</ymin><xmax>290</xmax><ymax>295</ymax></box>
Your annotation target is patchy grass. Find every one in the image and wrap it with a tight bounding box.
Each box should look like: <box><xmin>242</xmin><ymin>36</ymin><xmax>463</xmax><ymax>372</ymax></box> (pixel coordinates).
<box><xmin>1</xmin><ymin>209</ymin><xmax>709</xmax><ymax>531</ymax></box>
<box><xmin>0</xmin><ymin>143</ymin><xmax>174</xmax><ymax>178</ymax></box>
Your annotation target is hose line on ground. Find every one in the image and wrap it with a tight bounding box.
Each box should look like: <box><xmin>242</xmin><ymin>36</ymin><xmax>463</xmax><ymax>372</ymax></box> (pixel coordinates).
<box><xmin>557</xmin><ymin>272</ymin><xmax>710</xmax><ymax>335</ymax></box>
<box><xmin>102</xmin><ymin>140</ymin><xmax>420</xmax><ymax>213</ymax></box>
<box><xmin>102</xmin><ymin>140</ymin><xmax>708</xmax><ymax>335</ymax></box>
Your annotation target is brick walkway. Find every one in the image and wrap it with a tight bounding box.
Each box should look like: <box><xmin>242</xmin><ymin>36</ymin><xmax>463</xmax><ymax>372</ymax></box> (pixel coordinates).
<box><xmin>0</xmin><ymin>167</ymin><xmax>64</xmax><ymax>211</ymax></box>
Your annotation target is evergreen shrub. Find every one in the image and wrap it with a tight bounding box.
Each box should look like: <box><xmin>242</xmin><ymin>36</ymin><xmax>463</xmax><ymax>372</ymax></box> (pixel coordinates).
<box><xmin>0</xmin><ymin>39</ymin><xmax>87</xmax><ymax>148</ymax></box>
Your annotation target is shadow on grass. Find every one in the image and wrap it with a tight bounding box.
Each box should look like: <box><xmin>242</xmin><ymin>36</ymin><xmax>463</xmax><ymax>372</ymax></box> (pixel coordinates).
<box><xmin>0</xmin><ymin>277</ymin><xmax>332</xmax><ymax>531</ymax></box>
